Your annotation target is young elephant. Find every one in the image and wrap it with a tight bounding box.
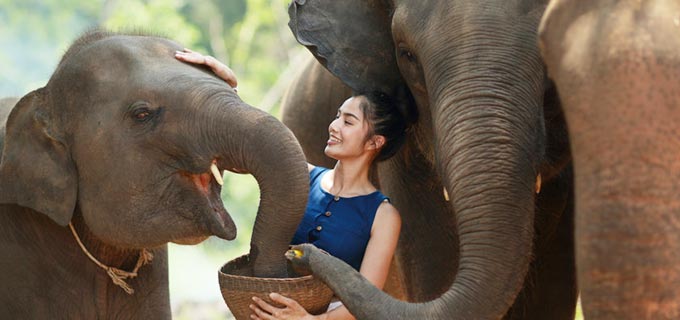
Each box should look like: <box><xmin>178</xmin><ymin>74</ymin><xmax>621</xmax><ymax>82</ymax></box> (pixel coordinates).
<box><xmin>0</xmin><ymin>30</ymin><xmax>308</xmax><ymax>318</ymax></box>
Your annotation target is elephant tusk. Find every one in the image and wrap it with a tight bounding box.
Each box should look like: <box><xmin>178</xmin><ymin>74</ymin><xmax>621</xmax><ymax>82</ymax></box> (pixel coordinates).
<box><xmin>210</xmin><ymin>163</ymin><xmax>224</xmax><ymax>186</ymax></box>
<box><xmin>535</xmin><ymin>174</ymin><xmax>542</xmax><ymax>194</ymax></box>
<box><xmin>443</xmin><ymin>187</ymin><xmax>450</xmax><ymax>202</ymax></box>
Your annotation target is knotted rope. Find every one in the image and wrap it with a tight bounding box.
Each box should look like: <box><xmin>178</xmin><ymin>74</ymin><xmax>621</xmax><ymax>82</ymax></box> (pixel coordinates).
<box><xmin>68</xmin><ymin>223</ymin><xmax>154</xmax><ymax>295</ymax></box>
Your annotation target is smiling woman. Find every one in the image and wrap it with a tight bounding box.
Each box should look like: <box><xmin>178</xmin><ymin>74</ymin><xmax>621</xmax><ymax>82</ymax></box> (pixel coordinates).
<box><xmin>248</xmin><ymin>90</ymin><xmax>412</xmax><ymax>320</ymax></box>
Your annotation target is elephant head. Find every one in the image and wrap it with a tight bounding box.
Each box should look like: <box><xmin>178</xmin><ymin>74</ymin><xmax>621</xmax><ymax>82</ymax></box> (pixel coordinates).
<box><xmin>288</xmin><ymin>0</ymin><xmax>556</xmax><ymax>318</ymax></box>
<box><xmin>0</xmin><ymin>30</ymin><xmax>308</xmax><ymax>278</ymax></box>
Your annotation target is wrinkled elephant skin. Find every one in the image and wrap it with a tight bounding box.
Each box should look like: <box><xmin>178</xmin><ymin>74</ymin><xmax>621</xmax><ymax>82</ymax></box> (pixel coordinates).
<box><xmin>540</xmin><ymin>0</ymin><xmax>680</xmax><ymax>318</ymax></box>
<box><xmin>0</xmin><ymin>30</ymin><xmax>308</xmax><ymax>318</ymax></box>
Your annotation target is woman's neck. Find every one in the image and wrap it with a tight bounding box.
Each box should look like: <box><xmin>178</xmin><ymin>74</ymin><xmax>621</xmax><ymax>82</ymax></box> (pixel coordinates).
<box><xmin>327</xmin><ymin>158</ymin><xmax>376</xmax><ymax>197</ymax></box>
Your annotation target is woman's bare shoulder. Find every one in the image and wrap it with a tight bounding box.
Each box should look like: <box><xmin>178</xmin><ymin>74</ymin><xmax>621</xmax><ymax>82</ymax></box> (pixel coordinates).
<box><xmin>307</xmin><ymin>163</ymin><xmax>315</xmax><ymax>172</ymax></box>
<box><xmin>375</xmin><ymin>201</ymin><xmax>401</xmax><ymax>228</ymax></box>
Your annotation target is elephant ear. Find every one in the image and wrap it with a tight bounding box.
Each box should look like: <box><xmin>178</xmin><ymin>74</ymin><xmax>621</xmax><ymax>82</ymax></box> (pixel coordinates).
<box><xmin>0</xmin><ymin>89</ymin><xmax>77</xmax><ymax>226</ymax></box>
<box><xmin>288</xmin><ymin>0</ymin><xmax>402</xmax><ymax>94</ymax></box>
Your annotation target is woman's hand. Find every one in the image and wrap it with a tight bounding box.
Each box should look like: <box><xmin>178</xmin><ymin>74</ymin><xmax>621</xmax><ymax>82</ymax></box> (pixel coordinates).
<box><xmin>250</xmin><ymin>293</ymin><xmax>318</xmax><ymax>320</ymax></box>
<box><xmin>174</xmin><ymin>48</ymin><xmax>238</xmax><ymax>90</ymax></box>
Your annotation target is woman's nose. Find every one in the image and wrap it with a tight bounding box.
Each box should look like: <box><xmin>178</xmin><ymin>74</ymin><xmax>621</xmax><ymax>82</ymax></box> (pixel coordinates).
<box><xmin>328</xmin><ymin>119</ymin><xmax>339</xmax><ymax>133</ymax></box>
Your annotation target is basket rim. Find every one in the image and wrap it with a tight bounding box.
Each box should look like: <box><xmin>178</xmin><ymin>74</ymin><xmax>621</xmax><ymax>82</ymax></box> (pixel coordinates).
<box><xmin>219</xmin><ymin>268</ymin><xmax>317</xmax><ymax>282</ymax></box>
<box><xmin>218</xmin><ymin>254</ymin><xmax>317</xmax><ymax>283</ymax></box>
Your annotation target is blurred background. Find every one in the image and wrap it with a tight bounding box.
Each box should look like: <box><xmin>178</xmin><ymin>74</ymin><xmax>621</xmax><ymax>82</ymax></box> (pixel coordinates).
<box><xmin>0</xmin><ymin>0</ymin><xmax>308</xmax><ymax>318</ymax></box>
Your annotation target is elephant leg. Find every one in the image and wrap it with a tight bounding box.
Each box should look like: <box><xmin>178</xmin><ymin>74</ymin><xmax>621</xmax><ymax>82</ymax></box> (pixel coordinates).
<box><xmin>541</xmin><ymin>1</ymin><xmax>680</xmax><ymax>318</ymax></box>
<box><xmin>506</xmin><ymin>166</ymin><xmax>577</xmax><ymax>320</ymax></box>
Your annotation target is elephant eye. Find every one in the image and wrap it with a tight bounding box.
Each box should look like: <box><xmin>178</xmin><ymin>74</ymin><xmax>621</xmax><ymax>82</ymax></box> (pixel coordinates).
<box><xmin>127</xmin><ymin>101</ymin><xmax>160</xmax><ymax>124</ymax></box>
<box><xmin>133</xmin><ymin>108</ymin><xmax>153</xmax><ymax>122</ymax></box>
<box><xmin>398</xmin><ymin>45</ymin><xmax>417</xmax><ymax>63</ymax></box>
<box><xmin>135</xmin><ymin>110</ymin><xmax>150</xmax><ymax>120</ymax></box>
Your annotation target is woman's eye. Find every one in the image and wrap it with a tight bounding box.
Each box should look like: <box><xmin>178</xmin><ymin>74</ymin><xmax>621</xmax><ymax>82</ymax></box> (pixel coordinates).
<box><xmin>344</xmin><ymin>121</ymin><xmax>352</xmax><ymax>125</ymax></box>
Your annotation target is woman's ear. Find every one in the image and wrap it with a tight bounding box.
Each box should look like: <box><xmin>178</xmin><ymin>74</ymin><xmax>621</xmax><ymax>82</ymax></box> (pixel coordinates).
<box><xmin>0</xmin><ymin>89</ymin><xmax>77</xmax><ymax>226</ymax></box>
<box><xmin>288</xmin><ymin>0</ymin><xmax>403</xmax><ymax>94</ymax></box>
<box><xmin>366</xmin><ymin>135</ymin><xmax>386</xmax><ymax>151</ymax></box>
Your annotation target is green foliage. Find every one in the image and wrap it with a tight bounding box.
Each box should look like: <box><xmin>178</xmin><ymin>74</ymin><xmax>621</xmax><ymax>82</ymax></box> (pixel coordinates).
<box><xmin>103</xmin><ymin>0</ymin><xmax>203</xmax><ymax>49</ymax></box>
<box><xmin>203</xmin><ymin>172</ymin><xmax>260</xmax><ymax>260</ymax></box>
<box><xmin>575</xmin><ymin>299</ymin><xmax>584</xmax><ymax>320</ymax></box>
<box><xmin>0</xmin><ymin>0</ymin><xmax>99</xmax><ymax>95</ymax></box>
<box><xmin>0</xmin><ymin>0</ymin><xmax>305</xmax><ymax>111</ymax></box>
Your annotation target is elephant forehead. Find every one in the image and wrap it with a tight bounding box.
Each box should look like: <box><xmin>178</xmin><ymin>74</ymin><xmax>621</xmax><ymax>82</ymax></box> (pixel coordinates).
<box><xmin>98</xmin><ymin>35</ymin><xmax>184</xmax><ymax>67</ymax></box>
<box><xmin>55</xmin><ymin>35</ymin><xmax>182</xmax><ymax>84</ymax></box>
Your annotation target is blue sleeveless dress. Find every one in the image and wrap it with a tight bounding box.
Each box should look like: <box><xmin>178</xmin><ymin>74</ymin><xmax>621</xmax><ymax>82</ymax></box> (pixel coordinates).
<box><xmin>291</xmin><ymin>167</ymin><xmax>389</xmax><ymax>271</ymax></box>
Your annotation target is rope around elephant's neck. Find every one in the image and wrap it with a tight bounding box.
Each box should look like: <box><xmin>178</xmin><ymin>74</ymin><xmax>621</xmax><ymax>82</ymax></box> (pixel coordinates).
<box><xmin>68</xmin><ymin>223</ymin><xmax>153</xmax><ymax>295</ymax></box>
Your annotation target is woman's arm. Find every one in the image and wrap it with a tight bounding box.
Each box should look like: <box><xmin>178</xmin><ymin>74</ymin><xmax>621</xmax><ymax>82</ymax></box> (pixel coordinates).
<box><xmin>174</xmin><ymin>48</ymin><xmax>238</xmax><ymax>89</ymax></box>
<box><xmin>360</xmin><ymin>201</ymin><xmax>402</xmax><ymax>289</ymax></box>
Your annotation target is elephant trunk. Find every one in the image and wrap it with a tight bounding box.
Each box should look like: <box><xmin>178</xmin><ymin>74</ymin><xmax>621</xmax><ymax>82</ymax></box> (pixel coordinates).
<box><xmin>418</xmin><ymin>23</ymin><xmax>547</xmax><ymax>317</ymax></box>
<box><xmin>406</xmin><ymin>11</ymin><xmax>550</xmax><ymax>316</ymax></box>
<box><xmin>424</xmin><ymin>80</ymin><xmax>543</xmax><ymax>318</ymax></box>
<box><xmin>202</xmin><ymin>92</ymin><xmax>309</xmax><ymax>278</ymax></box>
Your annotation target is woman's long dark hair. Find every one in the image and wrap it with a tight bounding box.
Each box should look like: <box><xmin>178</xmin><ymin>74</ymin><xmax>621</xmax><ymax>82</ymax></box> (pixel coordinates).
<box><xmin>355</xmin><ymin>85</ymin><xmax>417</xmax><ymax>162</ymax></box>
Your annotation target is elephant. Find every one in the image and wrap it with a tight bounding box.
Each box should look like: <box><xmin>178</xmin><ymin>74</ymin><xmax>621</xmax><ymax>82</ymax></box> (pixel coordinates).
<box><xmin>539</xmin><ymin>0</ymin><xmax>680</xmax><ymax>318</ymax></box>
<box><xmin>0</xmin><ymin>30</ymin><xmax>309</xmax><ymax>318</ymax></box>
<box><xmin>281</xmin><ymin>0</ymin><xmax>577</xmax><ymax>319</ymax></box>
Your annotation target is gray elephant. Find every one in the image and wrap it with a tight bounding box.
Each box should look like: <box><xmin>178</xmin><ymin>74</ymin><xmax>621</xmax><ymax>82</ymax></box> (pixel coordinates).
<box><xmin>540</xmin><ymin>0</ymin><xmax>680</xmax><ymax>318</ymax></box>
<box><xmin>0</xmin><ymin>30</ymin><xmax>308</xmax><ymax>318</ymax></box>
<box><xmin>282</xmin><ymin>0</ymin><xmax>576</xmax><ymax>319</ymax></box>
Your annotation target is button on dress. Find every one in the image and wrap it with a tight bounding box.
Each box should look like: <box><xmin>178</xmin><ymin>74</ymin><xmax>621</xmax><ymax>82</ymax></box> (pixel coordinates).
<box><xmin>291</xmin><ymin>167</ymin><xmax>389</xmax><ymax>271</ymax></box>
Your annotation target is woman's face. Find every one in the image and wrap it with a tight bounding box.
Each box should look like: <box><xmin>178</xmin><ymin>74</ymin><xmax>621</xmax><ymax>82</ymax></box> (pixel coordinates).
<box><xmin>324</xmin><ymin>96</ymin><xmax>374</xmax><ymax>161</ymax></box>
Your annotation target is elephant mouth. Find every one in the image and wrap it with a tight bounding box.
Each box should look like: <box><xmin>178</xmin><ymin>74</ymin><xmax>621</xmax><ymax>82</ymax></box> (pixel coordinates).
<box><xmin>177</xmin><ymin>160</ymin><xmax>245</xmax><ymax>242</ymax></box>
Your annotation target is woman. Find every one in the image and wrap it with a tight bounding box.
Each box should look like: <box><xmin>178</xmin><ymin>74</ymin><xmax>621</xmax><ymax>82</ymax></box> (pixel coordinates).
<box><xmin>176</xmin><ymin>49</ymin><xmax>408</xmax><ymax>320</ymax></box>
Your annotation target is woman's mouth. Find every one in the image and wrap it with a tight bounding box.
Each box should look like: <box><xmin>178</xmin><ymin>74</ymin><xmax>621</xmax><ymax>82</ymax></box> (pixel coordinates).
<box><xmin>327</xmin><ymin>135</ymin><xmax>341</xmax><ymax>145</ymax></box>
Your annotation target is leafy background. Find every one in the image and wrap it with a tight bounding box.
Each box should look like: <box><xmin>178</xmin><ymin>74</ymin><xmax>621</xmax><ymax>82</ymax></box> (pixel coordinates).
<box><xmin>0</xmin><ymin>1</ymin><xmax>584</xmax><ymax>319</ymax></box>
<box><xmin>0</xmin><ymin>0</ymin><xmax>308</xmax><ymax>318</ymax></box>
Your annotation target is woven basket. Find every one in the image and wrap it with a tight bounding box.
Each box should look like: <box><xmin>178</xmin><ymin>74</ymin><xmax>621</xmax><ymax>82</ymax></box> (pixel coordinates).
<box><xmin>218</xmin><ymin>254</ymin><xmax>334</xmax><ymax>320</ymax></box>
